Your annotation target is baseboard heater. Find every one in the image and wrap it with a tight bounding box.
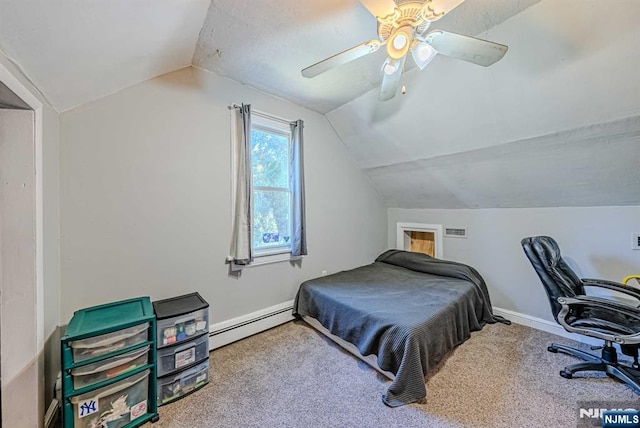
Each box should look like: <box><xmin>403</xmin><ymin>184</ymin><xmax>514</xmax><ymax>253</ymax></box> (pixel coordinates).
<box><xmin>208</xmin><ymin>300</ymin><xmax>295</xmax><ymax>350</ymax></box>
<box><xmin>44</xmin><ymin>398</ymin><xmax>59</xmax><ymax>428</ymax></box>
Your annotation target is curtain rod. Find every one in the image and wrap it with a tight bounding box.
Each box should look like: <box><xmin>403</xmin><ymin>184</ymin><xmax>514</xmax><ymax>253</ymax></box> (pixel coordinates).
<box><xmin>228</xmin><ymin>103</ymin><xmax>295</xmax><ymax>126</ymax></box>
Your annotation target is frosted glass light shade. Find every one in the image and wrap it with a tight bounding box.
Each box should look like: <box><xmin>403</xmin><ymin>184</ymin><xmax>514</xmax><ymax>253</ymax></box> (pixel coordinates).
<box><xmin>382</xmin><ymin>58</ymin><xmax>400</xmax><ymax>75</ymax></box>
<box><xmin>387</xmin><ymin>27</ymin><xmax>413</xmax><ymax>60</ymax></box>
<box><xmin>412</xmin><ymin>42</ymin><xmax>437</xmax><ymax>70</ymax></box>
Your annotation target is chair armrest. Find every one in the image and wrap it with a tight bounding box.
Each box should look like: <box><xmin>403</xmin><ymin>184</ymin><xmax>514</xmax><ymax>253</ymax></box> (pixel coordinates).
<box><xmin>623</xmin><ymin>275</ymin><xmax>640</xmax><ymax>286</ymax></box>
<box><xmin>561</xmin><ymin>295</ymin><xmax>640</xmax><ymax>316</ymax></box>
<box><xmin>556</xmin><ymin>295</ymin><xmax>640</xmax><ymax>345</ymax></box>
<box><xmin>582</xmin><ymin>278</ymin><xmax>640</xmax><ymax>302</ymax></box>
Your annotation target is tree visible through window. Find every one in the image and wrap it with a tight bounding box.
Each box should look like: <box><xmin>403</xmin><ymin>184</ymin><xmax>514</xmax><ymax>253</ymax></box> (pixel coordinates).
<box><xmin>250</xmin><ymin>121</ymin><xmax>292</xmax><ymax>255</ymax></box>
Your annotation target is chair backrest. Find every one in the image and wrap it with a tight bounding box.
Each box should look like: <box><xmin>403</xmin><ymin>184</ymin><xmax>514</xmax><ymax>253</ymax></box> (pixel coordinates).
<box><xmin>521</xmin><ymin>236</ymin><xmax>585</xmax><ymax>320</ymax></box>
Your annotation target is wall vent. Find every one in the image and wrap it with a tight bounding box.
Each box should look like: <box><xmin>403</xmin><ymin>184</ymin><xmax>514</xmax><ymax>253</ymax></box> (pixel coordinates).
<box><xmin>444</xmin><ymin>227</ymin><xmax>467</xmax><ymax>238</ymax></box>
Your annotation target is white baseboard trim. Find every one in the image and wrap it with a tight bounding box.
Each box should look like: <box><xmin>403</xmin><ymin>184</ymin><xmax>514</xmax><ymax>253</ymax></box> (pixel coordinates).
<box><xmin>209</xmin><ymin>300</ymin><xmax>295</xmax><ymax>350</ymax></box>
<box><xmin>493</xmin><ymin>306</ymin><xmax>601</xmax><ymax>347</ymax></box>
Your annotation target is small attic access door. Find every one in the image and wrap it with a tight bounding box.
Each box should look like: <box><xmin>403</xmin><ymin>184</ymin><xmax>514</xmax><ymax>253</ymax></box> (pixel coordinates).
<box><xmin>396</xmin><ymin>223</ymin><xmax>443</xmax><ymax>259</ymax></box>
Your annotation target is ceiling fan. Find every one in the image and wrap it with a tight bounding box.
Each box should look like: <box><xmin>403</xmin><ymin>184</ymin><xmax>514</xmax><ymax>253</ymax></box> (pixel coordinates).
<box><xmin>301</xmin><ymin>0</ymin><xmax>508</xmax><ymax>101</ymax></box>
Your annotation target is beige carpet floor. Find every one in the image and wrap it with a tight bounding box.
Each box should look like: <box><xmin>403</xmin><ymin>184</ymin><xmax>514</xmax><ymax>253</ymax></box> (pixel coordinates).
<box><xmin>154</xmin><ymin>320</ymin><xmax>638</xmax><ymax>428</ymax></box>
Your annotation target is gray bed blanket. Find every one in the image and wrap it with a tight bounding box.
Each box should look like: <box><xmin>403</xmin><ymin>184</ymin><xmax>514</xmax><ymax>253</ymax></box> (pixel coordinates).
<box><xmin>293</xmin><ymin>250</ymin><xmax>509</xmax><ymax>407</ymax></box>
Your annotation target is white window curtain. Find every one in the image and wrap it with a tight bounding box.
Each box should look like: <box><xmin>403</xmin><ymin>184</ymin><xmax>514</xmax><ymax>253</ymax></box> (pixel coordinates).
<box><xmin>290</xmin><ymin>119</ymin><xmax>307</xmax><ymax>257</ymax></box>
<box><xmin>229</xmin><ymin>103</ymin><xmax>253</xmax><ymax>268</ymax></box>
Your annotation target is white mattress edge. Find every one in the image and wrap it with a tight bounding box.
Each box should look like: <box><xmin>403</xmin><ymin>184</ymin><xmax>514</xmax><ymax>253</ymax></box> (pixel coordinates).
<box><xmin>300</xmin><ymin>315</ymin><xmax>395</xmax><ymax>381</ymax></box>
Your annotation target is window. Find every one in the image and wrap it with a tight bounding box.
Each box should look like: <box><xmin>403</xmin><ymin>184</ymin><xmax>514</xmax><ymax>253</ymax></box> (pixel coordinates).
<box><xmin>250</xmin><ymin>115</ymin><xmax>293</xmax><ymax>257</ymax></box>
<box><xmin>229</xmin><ymin>103</ymin><xmax>305</xmax><ymax>269</ymax></box>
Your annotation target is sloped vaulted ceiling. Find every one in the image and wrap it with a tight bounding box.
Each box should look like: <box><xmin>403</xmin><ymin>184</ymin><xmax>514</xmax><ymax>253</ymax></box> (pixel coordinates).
<box><xmin>0</xmin><ymin>0</ymin><xmax>210</xmax><ymax>111</ymax></box>
<box><xmin>1</xmin><ymin>0</ymin><xmax>638</xmax><ymax>208</ymax></box>
<box><xmin>193</xmin><ymin>0</ymin><xmax>541</xmax><ymax>114</ymax></box>
<box><xmin>325</xmin><ymin>0</ymin><xmax>640</xmax><ymax>208</ymax></box>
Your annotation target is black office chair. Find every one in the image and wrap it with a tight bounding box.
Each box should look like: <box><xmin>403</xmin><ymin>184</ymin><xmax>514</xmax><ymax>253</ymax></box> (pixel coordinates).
<box><xmin>521</xmin><ymin>236</ymin><xmax>640</xmax><ymax>393</ymax></box>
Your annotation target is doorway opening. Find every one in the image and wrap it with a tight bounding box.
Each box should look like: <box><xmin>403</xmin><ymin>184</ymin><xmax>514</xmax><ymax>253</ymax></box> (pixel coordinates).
<box><xmin>0</xmin><ymin>66</ymin><xmax>43</xmax><ymax>427</ymax></box>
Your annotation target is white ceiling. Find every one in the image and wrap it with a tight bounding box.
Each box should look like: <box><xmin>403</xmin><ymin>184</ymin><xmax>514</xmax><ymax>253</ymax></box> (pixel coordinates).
<box><xmin>0</xmin><ymin>0</ymin><xmax>210</xmax><ymax>111</ymax></box>
<box><xmin>193</xmin><ymin>0</ymin><xmax>541</xmax><ymax>114</ymax></box>
<box><xmin>327</xmin><ymin>0</ymin><xmax>640</xmax><ymax>208</ymax></box>
<box><xmin>1</xmin><ymin>0</ymin><xmax>638</xmax><ymax>208</ymax></box>
<box><xmin>0</xmin><ymin>0</ymin><xmax>540</xmax><ymax>113</ymax></box>
<box><xmin>366</xmin><ymin>116</ymin><xmax>640</xmax><ymax>208</ymax></box>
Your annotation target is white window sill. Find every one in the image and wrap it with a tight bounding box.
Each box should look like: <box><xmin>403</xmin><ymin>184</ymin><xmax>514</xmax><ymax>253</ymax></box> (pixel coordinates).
<box><xmin>251</xmin><ymin>252</ymin><xmax>298</xmax><ymax>267</ymax></box>
<box><xmin>227</xmin><ymin>252</ymin><xmax>302</xmax><ymax>270</ymax></box>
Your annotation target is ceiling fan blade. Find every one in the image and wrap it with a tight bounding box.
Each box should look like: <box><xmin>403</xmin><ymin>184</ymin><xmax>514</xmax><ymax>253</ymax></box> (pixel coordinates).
<box><xmin>359</xmin><ymin>0</ymin><xmax>397</xmax><ymax>19</ymax></box>
<box><xmin>379</xmin><ymin>57</ymin><xmax>405</xmax><ymax>101</ymax></box>
<box><xmin>301</xmin><ymin>40</ymin><xmax>382</xmax><ymax>78</ymax></box>
<box><xmin>425</xmin><ymin>31</ymin><xmax>508</xmax><ymax>66</ymax></box>
<box><xmin>424</xmin><ymin>0</ymin><xmax>466</xmax><ymax>20</ymax></box>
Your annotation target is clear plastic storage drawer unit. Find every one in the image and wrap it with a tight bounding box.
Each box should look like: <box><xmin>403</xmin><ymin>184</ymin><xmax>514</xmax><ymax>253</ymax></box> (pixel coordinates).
<box><xmin>71</xmin><ymin>345</ymin><xmax>150</xmax><ymax>390</ymax></box>
<box><xmin>157</xmin><ymin>360</ymin><xmax>209</xmax><ymax>405</ymax></box>
<box><xmin>153</xmin><ymin>292</ymin><xmax>209</xmax><ymax>348</ymax></box>
<box><xmin>70</xmin><ymin>369</ymin><xmax>150</xmax><ymax>428</ymax></box>
<box><xmin>157</xmin><ymin>333</ymin><xmax>208</xmax><ymax>377</ymax></box>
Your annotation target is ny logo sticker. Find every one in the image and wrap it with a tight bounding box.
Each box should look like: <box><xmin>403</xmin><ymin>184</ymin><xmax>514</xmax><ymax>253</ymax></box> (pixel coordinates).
<box><xmin>78</xmin><ymin>399</ymin><xmax>98</xmax><ymax>418</ymax></box>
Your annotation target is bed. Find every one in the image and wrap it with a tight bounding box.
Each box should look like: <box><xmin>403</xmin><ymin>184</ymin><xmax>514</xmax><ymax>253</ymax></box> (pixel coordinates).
<box><xmin>293</xmin><ymin>249</ymin><xmax>509</xmax><ymax>407</ymax></box>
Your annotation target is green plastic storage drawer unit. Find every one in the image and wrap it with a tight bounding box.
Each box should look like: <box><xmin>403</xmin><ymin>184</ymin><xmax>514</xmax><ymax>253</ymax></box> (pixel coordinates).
<box><xmin>61</xmin><ymin>297</ymin><xmax>159</xmax><ymax>428</ymax></box>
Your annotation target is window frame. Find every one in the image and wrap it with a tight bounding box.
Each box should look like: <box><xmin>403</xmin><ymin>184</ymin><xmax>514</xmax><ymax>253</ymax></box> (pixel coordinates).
<box><xmin>249</xmin><ymin>113</ymin><xmax>294</xmax><ymax>259</ymax></box>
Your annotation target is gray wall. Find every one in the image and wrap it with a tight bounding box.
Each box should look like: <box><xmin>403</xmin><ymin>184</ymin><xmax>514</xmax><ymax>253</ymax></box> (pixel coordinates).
<box><xmin>389</xmin><ymin>206</ymin><xmax>640</xmax><ymax>321</ymax></box>
<box><xmin>43</xmin><ymin>103</ymin><xmax>60</xmax><ymax>338</ymax></box>
<box><xmin>41</xmin><ymin>101</ymin><xmax>60</xmax><ymax>409</ymax></box>
<box><xmin>59</xmin><ymin>66</ymin><xmax>387</xmax><ymax>324</ymax></box>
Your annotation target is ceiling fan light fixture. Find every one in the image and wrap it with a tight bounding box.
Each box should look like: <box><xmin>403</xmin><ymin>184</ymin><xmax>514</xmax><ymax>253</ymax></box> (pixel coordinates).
<box><xmin>412</xmin><ymin>42</ymin><xmax>437</xmax><ymax>70</ymax></box>
<box><xmin>301</xmin><ymin>1</ymin><xmax>508</xmax><ymax>102</ymax></box>
<box><xmin>393</xmin><ymin>34</ymin><xmax>407</xmax><ymax>50</ymax></box>
<box><xmin>386</xmin><ymin>27</ymin><xmax>413</xmax><ymax>60</ymax></box>
<box><xmin>382</xmin><ymin>57</ymin><xmax>400</xmax><ymax>75</ymax></box>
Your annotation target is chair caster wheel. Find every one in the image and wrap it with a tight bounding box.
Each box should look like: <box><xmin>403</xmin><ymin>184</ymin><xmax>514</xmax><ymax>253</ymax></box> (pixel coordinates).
<box><xmin>548</xmin><ymin>346</ymin><xmax>558</xmax><ymax>353</ymax></box>
<box><xmin>560</xmin><ymin>370</ymin><xmax>573</xmax><ymax>379</ymax></box>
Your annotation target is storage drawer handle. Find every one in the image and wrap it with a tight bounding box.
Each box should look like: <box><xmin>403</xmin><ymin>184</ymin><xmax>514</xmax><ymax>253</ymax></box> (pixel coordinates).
<box><xmin>71</xmin><ymin>346</ymin><xmax>150</xmax><ymax>376</ymax></box>
<box><xmin>172</xmin><ymin>341</ymin><xmax>197</xmax><ymax>354</ymax></box>
<box><xmin>168</xmin><ymin>363</ymin><xmax>207</xmax><ymax>382</ymax></box>
<box><xmin>71</xmin><ymin>323</ymin><xmax>149</xmax><ymax>349</ymax></box>
<box><xmin>172</xmin><ymin>315</ymin><xmax>198</xmax><ymax>325</ymax></box>
<box><xmin>70</xmin><ymin>371</ymin><xmax>150</xmax><ymax>403</ymax></box>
